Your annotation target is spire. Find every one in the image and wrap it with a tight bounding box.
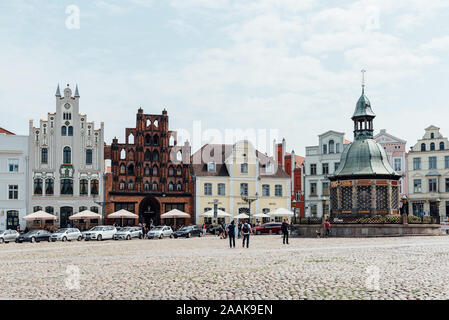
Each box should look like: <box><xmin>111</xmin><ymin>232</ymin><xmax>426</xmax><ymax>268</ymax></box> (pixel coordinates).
<box><xmin>361</xmin><ymin>68</ymin><xmax>366</xmax><ymax>94</ymax></box>
<box><xmin>55</xmin><ymin>84</ymin><xmax>61</xmax><ymax>97</ymax></box>
<box><xmin>352</xmin><ymin>70</ymin><xmax>375</xmax><ymax>140</ymax></box>
<box><xmin>74</xmin><ymin>84</ymin><xmax>80</xmax><ymax>98</ymax></box>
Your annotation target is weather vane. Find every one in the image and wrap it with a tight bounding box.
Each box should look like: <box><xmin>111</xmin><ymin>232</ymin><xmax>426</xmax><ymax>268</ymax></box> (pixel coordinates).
<box><xmin>361</xmin><ymin>69</ymin><xmax>366</xmax><ymax>88</ymax></box>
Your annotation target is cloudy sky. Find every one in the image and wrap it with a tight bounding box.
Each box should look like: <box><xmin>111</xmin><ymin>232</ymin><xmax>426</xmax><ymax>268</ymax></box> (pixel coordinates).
<box><xmin>1</xmin><ymin>0</ymin><xmax>448</xmax><ymax>155</ymax></box>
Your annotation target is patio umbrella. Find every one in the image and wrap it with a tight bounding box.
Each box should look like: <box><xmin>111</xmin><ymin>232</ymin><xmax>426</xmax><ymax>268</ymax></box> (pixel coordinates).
<box><xmin>69</xmin><ymin>210</ymin><xmax>101</xmax><ymax>220</ymax></box>
<box><xmin>108</xmin><ymin>209</ymin><xmax>138</xmax><ymax>226</ymax></box>
<box><xmin>22</xmin><ymin>210</ymin><xmax>57</xmax><ymax>221</ymax></box>
<box><xmin>234</xmin><ymin>213</ymin><xmax>249</xmax><ymax>219</ymax></box>
<box><xmin>201</xmin><ymin>209</ymin><xmax>232</xmax><ymax>218</ymax></box>
<box><xmin>254</xmin><ymin>212</ymin><xmax>271</xmax><ymax>218</ymax></box>
<box><xmin>268</xmin><ymin>208</ymin><xmax>294</xmax><ymax>218</ymax></box>
<box><xmin>160</xmin><ymin>209</ymin><xmax>190</xmax><ymax>228</ymax></box>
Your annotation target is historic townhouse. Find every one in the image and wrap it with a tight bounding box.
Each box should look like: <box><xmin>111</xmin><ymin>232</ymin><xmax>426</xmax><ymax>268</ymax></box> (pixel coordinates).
<box><xmin>192</xmin><ymin>140</ymin><xmax>291</xmax><ymax>224</ymax></box>
<box><xmin>374</xmin><ymin>129</ymin><xmax>408</xmax><ymax>197</ymax></box>
<box><xmin>407</xmin><ymin>125</ymin><xmax>449</xmax><ymax>219</ymax></box>
<box><xmin>104</xmin><ymin>108</ymin><xmax>194</xmax><ymax>226</ymax></box>
<box><xmin>28</xmin><ymin>84</ymin><xmax>105</xmax><ymax>227</ymax></box>
<box><xmin>0</xmin><ymin>129</ymin><xmax>28</xmax><ymax>230</ymax></box>
<box><xmin>304</xmin><ymin>131</ymin><xmax>349</xmax><ymax>217</ymax></box>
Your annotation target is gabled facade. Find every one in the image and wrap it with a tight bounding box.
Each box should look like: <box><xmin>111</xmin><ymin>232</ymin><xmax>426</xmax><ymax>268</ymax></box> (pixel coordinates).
<box><xmin>192</xmin><ymin>141</ymin><xmax>291</xmax><ymax>224</ymax></box>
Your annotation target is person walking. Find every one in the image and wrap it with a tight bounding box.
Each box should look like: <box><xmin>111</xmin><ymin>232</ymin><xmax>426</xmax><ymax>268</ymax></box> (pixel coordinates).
<box><xmin>237</xmin><ymin>220</ymin><xmax>242</xmax><ymax>239</ymax></box>
<box><xmin>242</xmin><ymin>220</ymin><xmax>251</xmax><ymax>248</ymax></box>
<box><xmin>141</xmin><ymin>223</ymin><xmax>146</xmax><ymax>239</ymax></box>
<box><xmin>202</xmin><ymin>223</ymin><xmax>207</xmax><ymax>237</ymax></box>
<box><xmin>324</xmin><ymin>220</ymin><xmax>331</xmax><ymax>237</ymax></box>
<box><xmin>281</xmin><ymin>218</ymin><xmax>289</xmax><ymax>245</ymax></box>
<box><xmin>226</xmin><ymin>220</ymin><xmax>236</xmax><ymax>248</ymax></box>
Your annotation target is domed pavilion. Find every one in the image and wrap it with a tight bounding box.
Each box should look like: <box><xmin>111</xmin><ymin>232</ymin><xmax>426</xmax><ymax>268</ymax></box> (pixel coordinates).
<box><xmin>329</xmin><ymin>81</ymin><xmax>401</xmax><ymax>216</ymax></box>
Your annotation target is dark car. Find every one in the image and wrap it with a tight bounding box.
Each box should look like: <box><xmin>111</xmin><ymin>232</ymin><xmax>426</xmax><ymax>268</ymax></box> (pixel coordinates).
<box><xmin>172</xmin><ymin>225</ymin><xmax>203</xmax><ymax>238</ymax></box>
<box><xmin>16</xmin><ymin>230</ymin><xmax>52</xmax><ymax>243</ymax></box>
<box><xmin>252</xmin><ymin>222</ymin><xmax>283</xmax><ymax>235</ymax></box>
<box><xmin>207</xmin><ymin>225</ymin><xmax>222</xmax><ymax>235</ymax></box>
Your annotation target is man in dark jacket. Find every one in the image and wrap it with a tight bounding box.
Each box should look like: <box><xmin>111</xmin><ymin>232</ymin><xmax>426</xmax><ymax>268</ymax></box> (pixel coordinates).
<box><xmin>281</xmin><ymin>218</ymin><xmax>289</xmax><ymax>245</ymax></box>
<box><xmin>226</xmin><ymin>220</ymin><xmax>236</xmax><ymax>248</ymax></box>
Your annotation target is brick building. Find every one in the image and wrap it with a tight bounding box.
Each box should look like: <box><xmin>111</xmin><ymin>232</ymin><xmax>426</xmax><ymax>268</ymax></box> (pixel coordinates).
<box><xmin>275</xmin><ymin>138</ymin><xmax>306</xmax><ymax>218</ymax></box>
<box><xmin>104</xmin><ymin>108</ymin><xmax>194</xmax><ymax>226</ymax></box>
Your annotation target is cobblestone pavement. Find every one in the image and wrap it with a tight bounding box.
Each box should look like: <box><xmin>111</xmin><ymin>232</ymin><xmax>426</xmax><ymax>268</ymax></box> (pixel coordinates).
<box><xmin>1</xmin><ymin>235</ymin><xmax>449</xmax><ymax>300</ymax></box>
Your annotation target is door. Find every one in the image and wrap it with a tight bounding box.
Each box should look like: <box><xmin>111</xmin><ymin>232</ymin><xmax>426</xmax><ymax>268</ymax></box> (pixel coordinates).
<box><xmin>430</xmin><ymin>202</ymin><xmax>439</xmax><ymax>217</ymax></box>
<box><xmin>7</xmin><ymin>210</ymin><xmax>19</xmax><ymax>230</ymax></box>
<box><xmin>60</xmin><ymin>207</ymin><xmax>73</xmax><ymax>228</ymax></box>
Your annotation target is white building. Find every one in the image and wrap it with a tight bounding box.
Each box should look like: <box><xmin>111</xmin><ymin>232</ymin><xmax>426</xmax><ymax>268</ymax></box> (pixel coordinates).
<box><xmin>304</xmin><ymin>131</ymin><xmax>348</xmax><ymax>217</ymax></box>
<box><xmin>28</xmin><ymin>84</ymin><xmax>105</xmax><ymax>228</ymax></box>
<box><xmin>407</xmin><ymin>125</ymin><xmax>449</xmax><ymax>219</ymax></box>
<box><xmin>0</xmin><ymin>129</ymin><xmax>29</xmax><ymax>230</ymax></box>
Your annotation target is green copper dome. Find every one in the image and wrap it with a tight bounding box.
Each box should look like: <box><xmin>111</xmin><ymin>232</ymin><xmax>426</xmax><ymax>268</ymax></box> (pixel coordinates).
<box><xmin>352</xmin><ymin>88</ymin><xmax>376</xmax><ymax>118</ymax></box>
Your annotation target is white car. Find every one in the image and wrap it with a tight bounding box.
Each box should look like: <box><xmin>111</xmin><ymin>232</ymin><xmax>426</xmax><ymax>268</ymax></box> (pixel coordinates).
<box><xmin>147</xmin><ymin>226</ymin><xmax>173</xmax><ymax>239</ymax></box>
<box><xmin>0</xmin><ymin>230</ymin><xmax>19</xmax><ymax>243</ymax></box>
<box><xmin>83</xmin><ymin>226</ymin><xmax>117</xmax><ymax>241</ymax></box>
<box><xmin>51</xmin><ymin>228</ymin><xmax>83</xmax><ymax>242</ymax></box>
<box><xmin>113</xmin><ymin>227</ymin><xmax>142</xmax><ymax>240</ymax></box>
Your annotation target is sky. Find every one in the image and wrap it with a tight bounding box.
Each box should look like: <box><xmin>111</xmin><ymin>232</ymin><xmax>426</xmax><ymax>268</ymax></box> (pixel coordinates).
<box><xmin>1</xmin><ymin>0</ymin><xmax>449</xmax><ymax>156</ymax></box>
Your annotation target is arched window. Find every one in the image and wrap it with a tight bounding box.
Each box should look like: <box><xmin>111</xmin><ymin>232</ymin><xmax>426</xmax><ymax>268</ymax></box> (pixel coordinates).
<box><xmin>430</xmin><ymin>142</ymin><xmax>435</xmax><ymax>151</ymax></box>
<box><xmin>45</xmin><ymin>178</ymin><xmax>54</xmax><ymax>195</ymax></box>
<box><xmin>336</xmin><ymin>143</ymin><xmax>340</xmax><ymax>153</ymax></box>
<box><xmin>80</xmin><ymin>179</ymin><xmax>88</xmax><ymax>195</ymax></box>
<box><xmin>176</xmin><ymin>181</ymin><xmax>182</xmax><ymax>191</ymax></box>
<box><xmin>128</xmin><ymin>133</ymin><xmax>134</xmax><ymax>144</ymax></box>
<box><xmin>34</xmin><ymin>178</ymin><xmax>43</xmax><ymax>195</ymax></box>
<box><xmin>45</xmin><ymin>206</ymin><xmax>54</xmax><ymax>214</ymax></box>
<box><xmin>120</xmin><ymin>164</ymin><xmax>126</xmax><ymax>175</ymax></box>
<box><xmin>68</xmin><ymin>126</ymin><xmax>73</xmax><ymax>136</ymax></box>
<box><xmin>176</xmin><ymin>151</ymin><xmax>182</xmax><ymax>162</ymax></box>
<box><xmin>421</xmin><ymin>143</ymin><xmax>426</xmax><ymax>151</ymax></box>
<box><xmin>119</xmin><ymin>180</ymin><xmax>125</xmax><ymax>190</ymax></box>
<box><xmin>431</xmin><ymin>133</ymin><xmax>435</xmax><ymax>139</ymax></box>
<box><xmin>329</xmin><ymin>140</ymin><xmax>335</xmax><ymax>153</ymax></box>
<box><xmin>153</xmin><ymin>135</ymin><xmax>159</xmax><ymax>146</ymax></box>
<box><xmin>145</xmin><ymin>134</ymin><xmax>151</xmax><ymax>146</ymax></box>
<box><xmin>41</xmin><ymin>148</ymin><xmax>48</xmax><ymax>164</ymax></box>
<box><xmin>128</xmin><ymin>149</ymin><xmax>134</xmax><ymax>161</ymax></box>
<box><xmin>323</xmin><ymin>144</ymin><xmax>327</xmax><ymax>154</ymax></box>
<box><xmin>33</xmin><ymin>206</ymin><xmax>42</xmax><ymax>212</ymax></box>
<box><xmin>60</xmin><ymin>179</ymin><xmax>73</xmax><ymax>195</ymax></box>
<box><xmin>152</xmin><ymin>165</ymin><xmax>158</xmax><ymax>176</ymax></box>
<box><xmin>168</xmin><ymin>166</ymin><xmax>174</xmax><ymax>176</ymax></box>
<box><xmin>153</xmin><ymin>120</ymin><xmax>158</xmax><ymax>128</ymax></box>
<box><xmin>128</xmin><ymin>179</ymin><xmax>134</xmax><ymax>190</ymax></box>
<box><xmin>144</xmin><ymin>149</ymin><xmax>151</xmax><ymax>161</ymax></box>
<box><xmin>61</xmin><ymin>126</ymin><xmax>67</xmax><ymax>136</ymax></box>
<box><xmin>120</xmin><ymin>149</ymin><xmax>126</xmax><ymax>160</ymax></box>
<box><xmin>91</xmin><ymin>179</ymin><xmax>99</xmax><ymax>195</ymax></box>
<box><xmin>152</xmin><ymin>181</ymin><xmax>158</xmax><ymax>191</ymax></box>
<box><xmin>144</xmin><ymin>165</ymin><xmax>150</xmax><ymax>176</ymax></box>
<box><xmin>152</xmin><ymin>150</ymin><xmax>159</xmax><ymax>161</ymax></box>
<box><xmin>168</xmin><ymin>181</ymin><xmax>174</xmax><ymax>191</ymax></box>
<box><xmin>128</xmin><ymin>164</ymin><xmax>134</xmax><ymax>175</ymax></box>
<box><xmin>176</xmin><ymin>165</ymin><xmax>182</xmax><ymax>176</ymax></box>
<box><xmin>440</xmin><ymin>142</ymin><xmax>445</xmax><ymax>150</ymax></box>
<box><xmin>63</xmin><ymin>146</ymin><xmax>71</xmax><ymax>164</ymax></box>
<box><xmin>86</xmin><ymin>149</ymin><xmax>93</xmax><ymax>164</ymax></box>
<box><xmin>146</xmin><ymin>118</ymin><xmax>151</xmax><ymax>127</ymax></box>
<box><xmin>144</xmin><ymin>181</ymin><xmax>150</xmax><ymax>191</ymax></box>
<box><xmin>169</xmin><ymin>135</ymin><xmax>175</xmax><ymax>146</ymax></box>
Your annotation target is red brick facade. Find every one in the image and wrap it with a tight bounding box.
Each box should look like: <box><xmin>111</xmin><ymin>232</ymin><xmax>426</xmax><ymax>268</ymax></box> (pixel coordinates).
<box><xmin>104</xmin><ymin>108</ymin><xmax>194</xmax><ymax>226</ymax></box>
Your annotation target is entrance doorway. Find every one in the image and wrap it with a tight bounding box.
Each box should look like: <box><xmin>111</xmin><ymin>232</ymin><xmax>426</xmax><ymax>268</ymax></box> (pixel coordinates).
<box><xmin>60</xmin><ymin>207</ymin><xmax>73</xmax><ymax>228</ymax></box>
<box><xmin>7</xmin><ymin>210</ymin><xmax>19</xmax><ymax>230</ymax></box>
<box><xmin>430</xmin><ymin>201</ymin><xmax>439</xmax><ymax>217</ymax></box>
<box><xmin>139</xmin><ymin>196</ymin><xmax>161</xmax><ymax>226</ymax></box>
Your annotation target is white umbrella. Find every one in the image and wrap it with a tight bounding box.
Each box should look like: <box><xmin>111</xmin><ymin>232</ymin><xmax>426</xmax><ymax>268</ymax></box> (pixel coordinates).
<box><xmin>161</xmin><ymin>209</ymin><xmax>190</xmax><ymax>228</ymax></box>
<box><xmin>69</xmin><ymin>210</ymin><xmax>102</xmax><ymax>220</ymax></box>
<box><xmin>254</xmin><ymin>212</ymin><xmax>271</xmax><ymax>218</ymax></box>
<box><xmin>22</xmin><ymin>211</ymin><xmax>56</xmax><ymax>221</ymax></box>
<box><xmin>234</xmin><ymin>213</ymin><xmax>249</xmax><ymax>219</ymax></box>
<box><xmin>108</xmin><ymin>209</ymin><xmax>138</xmax><ymax>227</ymax></box>
<box><xmin>201</xmin><ymin>209</ymin><xmax>232</xmax><ymax>218</ymax></box>
<box><xmin>268</xmin><ymin>208</ymin><xmax>294</xmax><ymax>217</ymax></box>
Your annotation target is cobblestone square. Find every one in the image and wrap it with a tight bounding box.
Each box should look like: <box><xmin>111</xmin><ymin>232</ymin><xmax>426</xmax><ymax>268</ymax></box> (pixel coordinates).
<box><xmin>1</xmin><ymin>235</ymin><xmax>449</xmax><ymax>300</ymax></box>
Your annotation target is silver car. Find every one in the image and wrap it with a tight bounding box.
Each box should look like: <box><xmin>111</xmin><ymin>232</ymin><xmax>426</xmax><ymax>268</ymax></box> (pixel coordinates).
<box><xmin>0</xmin><ymin>230</ymin><xmax>19</xmax><ymax>243</ymax></box>
<box><xmin>147</xmin><ymin>226</ymin><xmax>173</xmax><ymax>239</ymax></box>
<box><xmin>51</xmin><ymin>228</ymin><xmax>83</xmax><ymax>242</ymax></box>
<box><xmin>113</xmin><ymin>227</ymin><xmax>142</xmax><ymax>240</ymax></box>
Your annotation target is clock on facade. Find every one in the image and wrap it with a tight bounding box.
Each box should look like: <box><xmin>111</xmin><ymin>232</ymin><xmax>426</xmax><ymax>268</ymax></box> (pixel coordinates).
<box><xmin>64</xmin><ymin>103</ymin><xmax>71</xmax><ymax>110</ymax></box>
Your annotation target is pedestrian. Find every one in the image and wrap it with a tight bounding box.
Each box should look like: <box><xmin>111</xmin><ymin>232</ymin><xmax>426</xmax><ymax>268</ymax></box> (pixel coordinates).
<box><xmin>324</xmin><ymin>219</ymin><xmax>331</xmax><ymax>237</ymax></box>
<box><xmin>242</xmin><ymin>220</ymin><xmax>251</xmax><ymax>248</ymax></box>
<box><xmin>67</xmin><ymin>222</ymin><xmax>71</xmax><ymax>228</ymax></box>
<box><xmin>16</xmin><ymin>225</ymin><xmax>20</xmax><ymax>233</ymax></box>
<box><xmin>202</xmin><ymin>223</ymin><xmax>207</xmax><ymax>237</ymax></box>
<box><xmin>238</xmin><ymin>220</ymin><xmax>242</xmax><ymax>239</ymax></box>
<box><xmin>141</xmin><ymin>223</ymin><xmax>146</xmax><ymax>239</ymax></box>
<box><xmin>226</xmin><ymin>220</ymin><xmax>236</xmax><ymax>248</ymax></box>
<box><xmin>281</xmin><ymin>218</ymin><xmax>289</xmax><ymax>245</ymax></box>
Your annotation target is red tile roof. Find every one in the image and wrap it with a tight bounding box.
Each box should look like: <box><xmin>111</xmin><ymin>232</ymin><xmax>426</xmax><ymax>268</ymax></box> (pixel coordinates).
<box><xmin>285</xmin><ymin>153</ymin><xmax>305</xmax><ymax>168</ymax></box>
<box><xmin>0</xmin><ymin>127</ymin><xmax>15</xmax><ymax>135</ymax></box>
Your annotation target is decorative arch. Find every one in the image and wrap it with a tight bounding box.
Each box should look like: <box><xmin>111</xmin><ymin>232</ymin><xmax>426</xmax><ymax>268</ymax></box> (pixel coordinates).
<box><xmin>153</xmin><ymin>134</ymin><xmax>159</xmax><ymax>146</ymax></box>
<box><xmin>128</xmin><ymin>132</ymin><xmax>134</xmax><ymax>144</ymax></box>
<box><xmin>145</xmin><ymin>134</ymin><xmax>152</xmax><ymax>146</ymax></box>
<box><xmin>144</xmin><ymin>149</ymin><xmax>151</xmax><ymax>162</ymax></box>
<box><xmin>152</xmin><ymin>150</ymin><xmax>159</xmax><ymax>161</ymax></box>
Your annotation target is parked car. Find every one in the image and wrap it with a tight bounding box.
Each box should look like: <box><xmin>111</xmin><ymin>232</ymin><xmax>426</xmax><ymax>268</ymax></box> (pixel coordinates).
<box><xmin>172</xmin><ymin>225</ymin><xmax>203</xmax><ymax>238</ymax></box>
<box><xmin>51</xmin><ymin>228</ymin><xmax>83</xmax><ymax>242</ymax></box>
<box><xmin>0</xmin><ymin>229</ymin><xmax>19</xmax><ymax>243</ymax></box>
<box><xmin>252</xmin><ymin>222</ymin><xmax>283</xmax><ymax>235</ymax></box>
<box><xmin>16</xmin><ymin>230</ymin><xmax>52</xmax><ymax>243</ymax></box>
<box><xmin>147</xmin><ymin>226</ymin><xmax>173</xmax><ymax>239</ymax></box>
<box><xmin>83</xmin><ymin>226</ymin><xmax>117</xmax><ymax>241</ymax></box>
<box><xmin>207</xmin><ymin>225</ymin><xmax>222</xmax><ymax>235</ymax></box>
<box><xmin>113</xmin><ymin>227</ymin><xmax>142</xmax><ymax>240</ymax></box>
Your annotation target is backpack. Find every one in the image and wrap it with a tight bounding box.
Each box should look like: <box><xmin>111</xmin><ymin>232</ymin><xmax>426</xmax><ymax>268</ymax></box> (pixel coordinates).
<box><xmin>242</xmin><ymin>224</ymin><xmax>249</xmax><ymax>233</ymax></box>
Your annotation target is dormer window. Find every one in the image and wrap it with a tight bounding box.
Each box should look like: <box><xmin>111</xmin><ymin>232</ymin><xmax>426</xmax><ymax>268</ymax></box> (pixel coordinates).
<box><xmin>265</xmin><ymin>163</ymin><xmax>273</xmax><ymax>173</ymax></box>
<box><xmin>207</xmin><ymin>162</ymin><xmax>216</xmax><ymax>172</ymax></box>
<box><xmin>431</xmin><ymin>133</ymin><xmax>435</xmax><ymax>139</ymax></box>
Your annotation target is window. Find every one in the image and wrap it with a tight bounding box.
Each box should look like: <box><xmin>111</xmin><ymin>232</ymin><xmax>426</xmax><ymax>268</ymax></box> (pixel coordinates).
<box><xmin>119</xmin><ymin>180</ymin><xmax>125</xmax><ymax>190</ymax></box>
<box><xmin>413</xmin><ymin>203</ymin><xmax>424</xmax><ymax>216</ymax></box>
<box><xmin>79</xmin><ymin>206</ymin><xmax>88</xmax><ymax>212</ymax></box>
<box><xmin>168</xmin><ymin>181</ymin><xmax>174</xmax><ymax>191</ymax></box>
<box><xmin>275</xmin><ymin>185</ymin><xmax>282</xmax><ymax>197</ymax></box>
<box><xmin>33</xmin><ymin>206</ymin><xmax>42</xmax><ymax>212</ymax></box>
<box><xmin>429</xmin><ymin>157</ymin><xmax>437</xmax><ymax>169</ymax></box>
<box><xmin>240</xmin><ymin>183</ymin><xmax>248</xmax><ymax>196</ymax></box>
<box><xmin>68</xmin><ymin>126</ymin><xmax>73</xmax><ymax>136</ymax></box>
<box><xmin>144</xmin><ymin>165</ymin><xmax>150</xmax><ymax>176</ymax></box>
<box><xmin>413</xmin><ymin>179</ymin><xmax>422</xmax><ymax>193</ymax></box>
<box><xmin>310</xmin><ymin>164</ymin><xmax>317</xmax><ymax>175</ymax></box>
<box><xmin>241</xmin><ymin>163</ymin><xmax>248</xmax><ymax>174</ymax></box>
<box><xmin>128</xmin><ymin>179</ymin><xmax>134</xmax><ymax>190</ymax></box>
<box><xmin>204</xmin><ymin>183</ymin><xmax>212</xmax><ymax>196</ymax></box>
<box><xmin>152</xmin><ymin>181</ymin><xmax>158</xmax><ymax>191</ymax></box>
<box><xmin>144</xmin><ymin>149</ymin><xmax>151</xmax><ymax>161</ymax></box>
<box><xmin>145</xmin><ymin>134</ymin><xmax>151</xmax><ymax>146</ymax></box>
<box><xmin>322</xmin><ymin>163</ymin><xmax>329</xmax><ymax>175</ymax></box>
<box><xmin>310</xmin><ymin>183</ymin><xmax>317</xmax><ymax>196</ymax></box>
<box><xmin>8</xmin><ymin>185</ymin><xmax>18</xmax><ymax>199</ymax></box>
<box><xmin>63</xmin><ymin>146</ymin><xmax>71</xmax><ymax>164</ymax></box>
<box><xmin>61</xmin><ymin>126</ymin><xmax>67</xmax><ymax>136</ymax></box>
<box><xmin>45</xmin><ymin>206</ymin><xmax>54</xmax><ymax>214</ymax></box>
<box><xmin>61</xmin><ymin>179</ymin><xmax>73</xmax><ymax>195</ymax></box>
<box><xmin>322</xmin><ymin>182</ymin><xmax>329</xmax><ymax>196</ymax></box>
<box><xmin>176</xmin><ymin>166</ymin><xmax>182</xmax><ymax>176</ymax></box>
<box><xmin>262</xmin><ymin>184</ymin><xmax>270</xmax><ymax>197</ymax></box>
<box><xmin>413</xmin><ymin>158</ymin><xmax>421</xmax><ymax>170</ymax></box>
<box><xmin>429</xmin><ymin>178</ymin><xmax>437</xmax><ymax>192</ymax></box>
<box><xmin>336</xmin><ymin>143</ymin><xmax>340</xmax><ymax>153</ymax></box>
<box><xmin>86</xmin><ymin>149</ymin><xmax>93</xmax><ymax>165</ymax></box>
<box><xmin>114</xmin><ymin>202</ymin><xmax>135</xmax><ymax>213</ymax></box>
<box><xmin>90</xmin><ymin>207</ymin><xmax>99</xmax><ymax>213</ymax></box>
<box><xmin>394</xmin><ymin>158</ymin><xmax>402</xmax><ymax>171</ymax></box>
<box><xmin>91</xmin><ymin>179</ymin><xmax>99</xmax><ymax>195</ymax></box>
<box><xmin>329</xmin><ymin>140</ymin><xmax>335</xmax><ymax>153</ymax></box>
<box><xmin>120</xmin><ymin>149</ymin><xmax>126</xmax><ymax>160</ymax></box>
<box><xmin>128</xmin><ymin>164</ymin><xmax>134</xmax><ymax>175</ymax></box>
<box><xmin>446</xmin><ymin>178</ymin><xmax>449</xmax><ymax>193</ymax></box>
<box><xmin>152</xmin><ymin>166</ymin><xmax>158</xmax><ymax>176</ymax></box>
<box><xmin>208</xmin><ymin>162</ymin><xmax>216</xmax><ymax>172</ymax></box>
<box><xmin>8</xmin><ymin>160</ymin><xmax>19</xmax><ymax>172</ymax></box>
<box><xmin>153</xmin><ymin>135</ymin><xmax>159</xmax><ymax>146</ymax></box>
<box><xmin>421</xmin><ymin>143</ymin><xmax>426</xmax><ymax>151</ymax></box>
<box><xmin>431</xmin><ymin>133</ymin><xmax>435</xmax><ymax>139</ymax></box>
<box><xmin>45</xmin><ymin>179</ymin><xmax>54</xmax><ymax>195</ymax></box>
<box><xmin>334</xmin><ymin>162</ymin><xmax>340</xmax><ymax>172</ymax></box>
<box><xmin>80</xmin><ymin>179</ymin><xmax>88</xmax><ymax>195</ymax></box>
<box><xmin>441</xmin><ymin>142</ymin><xmax>445</xmax><ymax>150</ymax></box>
<box><xmin>323</xmin><ymin>144</ymin><xmax>327</xmax><ymax>154</ymax></box>
<box><xmin>120</xmin><ymin>164</ymin><xmax>126</xmax><ymax>175</ymax></box>
<box><xmin>41</xmin><ymin>148</ymin><xmax>48</xmax><ymax>164</ymax></box>
<box><xmin>34</xmin><ymin>178</ymin><xmax>43</xmax><ymax>195</ymax></box>
<box><xmin>218</xmin><ymin>183</ymin><xmax>225</xmax><ymax>196</ymax></box>
<box><xmin>152</xmin><ymin>150</ymin><xmax>159</xmax><ymax>161</ymax></box>
<box><xmin>168</xmin><ymin>166</ymin><xmax>174</xmax><ymax>176</ymax></box>
<box><xmin>430</xmin><ymin>142</ymin><xmax>435</xmax><ymax>151</ymax></box>
<box><xmin>144</xmin><ymin>181</ymin><xmax>150</xmax><ymax>191</ymax></box>
<box><xmin>63</xmin><ymin>112</ymin><xmax>72</xmax><ymax>120</ymax></box>
<box><xmin>176</xmin><ymin>181</ymin><xmax>182</xmax><ymax>191</ymax></box>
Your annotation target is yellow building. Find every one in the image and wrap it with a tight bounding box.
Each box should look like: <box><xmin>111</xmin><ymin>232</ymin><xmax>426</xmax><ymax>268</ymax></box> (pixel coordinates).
<box><xmin>192</xmin><ymin>141</ymin><xmax>291</xmax><ymax>224</ymax></box>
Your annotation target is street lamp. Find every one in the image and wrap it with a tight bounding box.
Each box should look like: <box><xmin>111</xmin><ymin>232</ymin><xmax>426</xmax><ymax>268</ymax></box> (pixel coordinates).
<box><xmin>401</xmin><ymin>195</ymin><xmax>408</xmax><ymax>215</ymax></box>
<box><xmin>241</xmin><ymin>192</ymin><xmax>259</xmax><ymax>222</ymax></box>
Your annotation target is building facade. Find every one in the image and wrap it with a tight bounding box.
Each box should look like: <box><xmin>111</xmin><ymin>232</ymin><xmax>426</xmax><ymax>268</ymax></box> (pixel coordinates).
<box><xmin>374</xmin><ymin>129</ymin><xmax>408</xmax><ymax>197</ymax></box>
<box><xmin>275</xmin><ymin>138</ymin><xmax>305</xmax><ymax>218</ymax></box>
<box><xmin>192</xmin><ymin>141</ymin><xmax>291</xmax><ymax>224</ymax></box>
<box><xmin>104</xmin><ymin>108</ymin><xmax>194</xmax><ymax>226</ymax></box>
<box><xmin>304</xmin><ymin>131</ymin><xmax>348</xmax><ymax>217</ymax></box>
<box><xmin>407</xmin><ymin>125</ymin><xmax>449</xmax><ymax>219</ymax></box>
<box><xmin>0</xmin><ymin>129</ymin><xmax>28</xmax><ymax>231</ymax></box>
<box><xmin>28</xmin><ymin>84</ymin><xmax>105</xmax><ymax>227</ymax></box>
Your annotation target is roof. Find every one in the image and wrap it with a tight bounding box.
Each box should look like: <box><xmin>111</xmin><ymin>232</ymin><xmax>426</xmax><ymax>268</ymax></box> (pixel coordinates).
<box><xmin>373</xmin><ymin>130</ymin><xmax>407</xmax><ymax>144</ymax></box>
<box><xmin>0</xmin><ymin>127</ymin><xmax>15</xmax><ymax>135</ymax></box>
<box><xmin>352</xmin><ymin>88</ymin><xmax>376</xmax><ymax>118</ymax></box>
<box><xmin>285</xmin><ymin>153</ymin><xmax>305</xmax><ymax>168</ymax></box>
<box><xmin>344</xmin><ymin>139</ymin><xmax>351</xmax><ymax>145</ymax></box>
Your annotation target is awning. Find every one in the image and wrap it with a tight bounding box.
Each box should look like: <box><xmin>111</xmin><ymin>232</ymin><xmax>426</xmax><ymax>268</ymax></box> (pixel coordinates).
<box><xmin>22</xmin><ymin>211</ymin><xmax>57</xmax><ymax>221</ymax></box>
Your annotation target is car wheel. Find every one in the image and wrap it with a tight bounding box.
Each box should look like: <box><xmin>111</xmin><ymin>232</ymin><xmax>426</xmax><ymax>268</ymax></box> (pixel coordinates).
<box><xmin>169</xmin><ymin>234</ymin><xmax>173</xmax><ymax>238</ymax></box>
<box><xmin>174</xmin><ymin>235</ymin><xmax>178</xmax><ymax>239</ymax></box>
<box><xmin>62</xmin><ymin>236</ymin><xmax>67</xmax><ymax>242</ymax></box>
<box><xmin>47</xmin><ymin>238</ymin><xmax>51</xmax><ymax>242</ymax></box>
<box><xmin>77</xmin><ymin>236</ymin><xmax>82</xmax><ymax>241</ymax></box>
<box><xmin>199</xmin><ymin>232</ymin><xmax>202</xmax><ymax>237</ymax></box>
<box><xmin>187</xmin><ymin>233</ymin><xmax>191</xmax><ymax>238</ymax></box>
<box><xmin>97</xmin><ymin>234</ymin><xmax>102</xmax><ymax>241</ymax></box>
<box><xmin>0</xmin><ymin>238</ymin><xmax>4</xmax><ymax>244</ymax></box>
<box><xmin>31</xmin><ymin>237</ymin><xmax>36</xmax><ymax>243</ymax></box>
<box><xmin>159</xmin><ymin>234</ymin><xmax>163</xmax><ymax>239</ymax></box>
<box><xmin>126</xmin><ymin>235</ymin><xmax>131</xmax><ymax>240</ymax></box>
